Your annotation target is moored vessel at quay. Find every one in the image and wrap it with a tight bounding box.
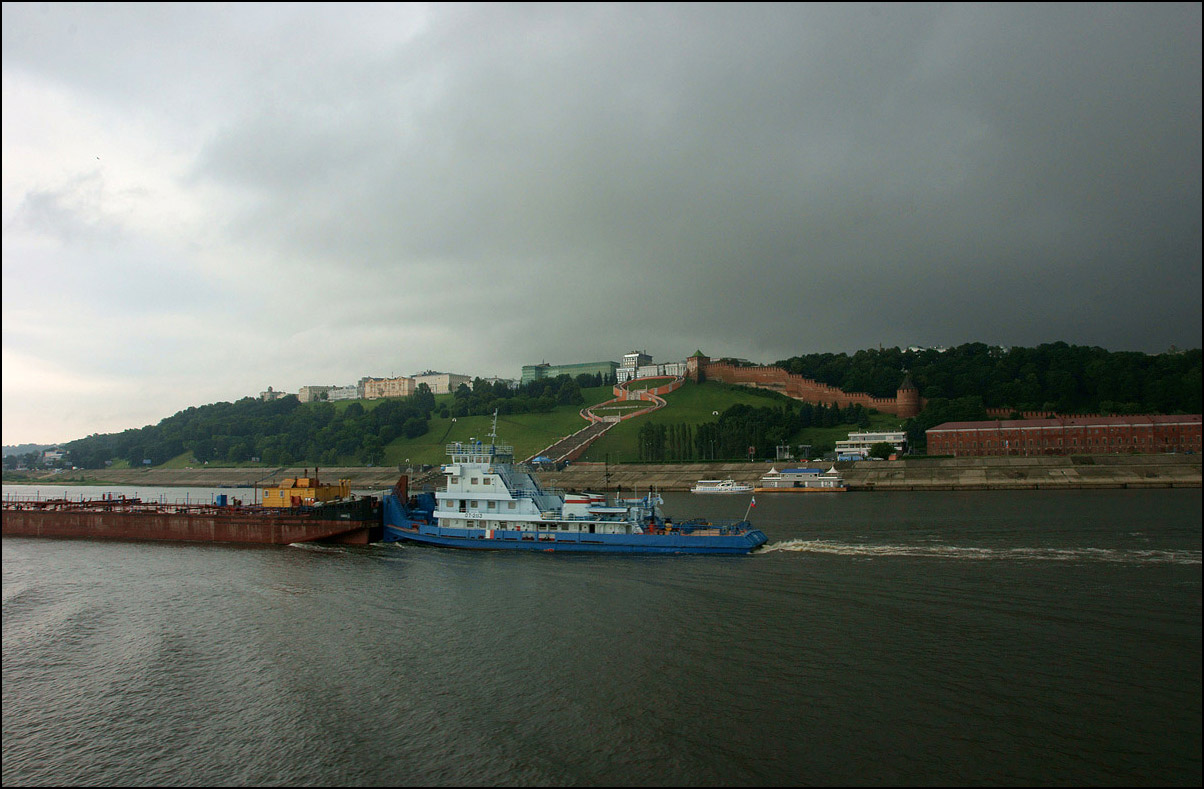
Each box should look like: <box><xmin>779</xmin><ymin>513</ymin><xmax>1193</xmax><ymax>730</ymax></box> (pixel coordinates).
<box><xmin>755</xmin><ymin>465</ymin><xmax>847</xmax><ymax>493</ymax></box>
<box><xmin>690</xmin><ymin>478</ymin><xmax>754</xmax><ymax>494</ymax></box>
<box><xmin>382</xmin><ymin>414</ymin><xmax>767</xmax><ymax>554</ymax></box>
<box><xmin>1</xmin><ymin>472</ymin><xmax>382</xmax><ymax>545</ymax></box>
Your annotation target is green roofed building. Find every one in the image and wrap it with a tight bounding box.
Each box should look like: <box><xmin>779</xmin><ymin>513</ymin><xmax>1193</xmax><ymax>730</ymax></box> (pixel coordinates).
<box><xmin>521</xmin><ymin>360</ymin><xmax>618</xmax><ymax>385</ymax></box>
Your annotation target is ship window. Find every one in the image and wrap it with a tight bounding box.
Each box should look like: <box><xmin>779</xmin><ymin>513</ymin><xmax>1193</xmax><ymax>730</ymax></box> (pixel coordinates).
<box><xmin>471</xmin><ymin>478</ymin><xmax>478</xmax><ymax>485</ymax></box>
<box><xmin>450</xmin><ymin>476</ymin><xmax>459</xmax><ymax>484</ymax></box>
<box><xmin>508</xmin><ymin>502</ymin><xmax>515</xmax><ymax>509</ymax></box>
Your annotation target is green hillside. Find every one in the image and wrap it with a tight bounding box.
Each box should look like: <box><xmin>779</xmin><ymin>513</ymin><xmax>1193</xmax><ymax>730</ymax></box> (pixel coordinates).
<box><xmin>380</xmin><ymin>387</ymin><xmax>615</xmax><ymax>466</ymax></box>
<box><xmin>379</xmin><ymin>381</ymin><xmax>903</xmax><ymax>465</ymax></box>
<box><xmin>40</xmin><ymin>342</ymin><xmax>1198</xmax><ymax>474</ymax></box>
<box><xmin>579</xmin><ymin>380</ymin><xmax>903</xmax><ymax>462</ymax></box>
<box><xmin>45</xmin><ymin>380</ymin><xmax>900</xmax><ymax>473</ymax></box>
<box><xmin>579</xmin><ymin>380</ymin><xmax>777</xmax><ymax>463</ymax></box>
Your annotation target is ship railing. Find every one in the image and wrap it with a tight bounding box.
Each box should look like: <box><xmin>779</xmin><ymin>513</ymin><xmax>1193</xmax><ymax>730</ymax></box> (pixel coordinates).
<box><xmin>507</xmin><ymin>485</ymin><xmax>568</xmax><ymax>503</ymax></box>
<box><xmin>559</xmin><ymin>512</ymin><xmax>631</xmax><ymax>522</ymax></box>
<box><xmin>0</xmin><ymin>494</ymin><xmax>331</xmax><ymax>517</ymax></box>
<box><xmin>490</xmin><ymin>465</ymin><xmax>534</xmax><ymax>493</ymax></box>
<box><xmin>669</xmin><ymin>518</ymin><xmax>754</xmax><ymax>535</ymax></box>
<box><xmin>507</xmin><ymin>486</ymin><xmax>542</xmax><ymax>501</ymax></box>
<box><xmin>446</xmin><ymin>442</ymin><xmax>513</xmax><ymax>461</ymax></box>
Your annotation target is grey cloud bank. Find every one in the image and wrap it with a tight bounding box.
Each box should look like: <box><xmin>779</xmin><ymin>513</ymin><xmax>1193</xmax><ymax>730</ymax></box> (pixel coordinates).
<box><xmin>3</xmin><ymin>3</ymin><xmax>1200</xmax><ymax>445</ymax></box>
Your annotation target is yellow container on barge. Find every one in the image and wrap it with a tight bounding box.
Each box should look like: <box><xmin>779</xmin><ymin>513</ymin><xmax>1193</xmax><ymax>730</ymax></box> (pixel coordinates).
<box><xmin>261</xmin><ymin>470</ymin><xmax>351</xmax><ymax>508</ymax></box>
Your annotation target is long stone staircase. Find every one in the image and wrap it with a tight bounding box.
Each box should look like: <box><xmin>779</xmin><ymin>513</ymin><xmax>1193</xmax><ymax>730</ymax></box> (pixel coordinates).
<box><xmin>527</xmin><ymin>375</ymin><xmax>686</xmax><ymax>464</ymax></box>
<box><xmin>526</xmin><ymin>420</ymin><xmax>616</xmax><ymax>464</ymax></box>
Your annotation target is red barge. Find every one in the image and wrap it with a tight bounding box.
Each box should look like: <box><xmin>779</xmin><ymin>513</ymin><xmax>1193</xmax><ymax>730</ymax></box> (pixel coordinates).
<box><xmin>1</xmin><ymin>471</ymin><xmax>384</xmax><ymax>546</ymax></box>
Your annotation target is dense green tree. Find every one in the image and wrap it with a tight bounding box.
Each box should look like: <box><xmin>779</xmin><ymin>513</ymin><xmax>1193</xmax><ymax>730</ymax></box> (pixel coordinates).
<box><xmin>556</xmin><ymin>377</ymin><xmax>582</xmax><ymax>405</ymax></box>
<box><xmin>360</xmin><ymin>435</ymin><xmax>385</xmax><ymax>465</ymax></box>
<box><xmin>412</xmin><ymin>383</ymin><xmax>436</xmax><ymax>413</ymax></box>
<box><xmin>868</xmin><ymin>442</ymin><xmax>895</xmax><ymax>460</ymax></box>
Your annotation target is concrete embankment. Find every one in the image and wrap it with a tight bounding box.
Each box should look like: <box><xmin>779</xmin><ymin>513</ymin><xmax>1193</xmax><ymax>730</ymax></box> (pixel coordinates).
<box><xmin>532</xmin><ymin>454</ymin><xmax>1201</xmax><ymax>492</ymax></box>
<box><xmin>8</xmin><ymin>454</ymin><xmax>1200</xmax><ymax>492</ymax></box>
<box><xmin>841</xmin><ymin>454</ymin><xmax>1201</xmax><ymax>491</ymax></box>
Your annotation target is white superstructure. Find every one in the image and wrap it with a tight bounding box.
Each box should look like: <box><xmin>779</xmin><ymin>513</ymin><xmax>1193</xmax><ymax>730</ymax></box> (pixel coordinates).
<box><xmin>434</xmin><ymin>418</ymin><xmax>661</xmax><ymax>536</ymax></box>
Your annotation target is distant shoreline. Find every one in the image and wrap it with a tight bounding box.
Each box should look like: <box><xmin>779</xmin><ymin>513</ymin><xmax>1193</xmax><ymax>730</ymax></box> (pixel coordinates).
<box><xmin>4</xmin><ymin>454</ymin><xmax>1199</xmax><ymax>492</ymax></box>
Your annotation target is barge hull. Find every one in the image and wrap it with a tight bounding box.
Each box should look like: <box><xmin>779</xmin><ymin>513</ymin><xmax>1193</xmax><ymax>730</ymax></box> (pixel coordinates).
<box><xmin>387</xmin><ymin>527</ymin><xmax>764</xmax><ymax>554</ymax></box>
<box><xmin>2</xmin><ymin>510</ymin><xmax>375</xmax><ymax>545</ymax></box>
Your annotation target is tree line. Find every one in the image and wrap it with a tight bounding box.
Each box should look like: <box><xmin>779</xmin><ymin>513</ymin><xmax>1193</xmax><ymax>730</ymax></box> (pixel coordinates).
<box><xmin>776</xmin><ymin>342</ymin><xmax>1201</xmax><ymax>415</ymax></box>
<box><xmin>61</xmin><ymin>374</ymin><xmax>596</xmax><ymax>469</ymax></box>
<box><xmin>65</xmin><ymin>387</ymin><xmax>438</xmax><ymax>469</ymax></box>
<box><xmin>438</xmin><ymin>374</ymin><xmax>593</xmax><ymax>418</ymax></box>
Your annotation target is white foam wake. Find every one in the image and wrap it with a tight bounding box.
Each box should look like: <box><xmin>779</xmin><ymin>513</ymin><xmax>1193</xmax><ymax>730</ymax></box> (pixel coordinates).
<box><xmin>755</xmin><ymin>539</ymin><xmax>1201</xmax><ymax>564</ymax></box>
<box><xmin>287</xmin><ymin>542</ymin><xmax>347</xmax><ymax>553</ymax></box>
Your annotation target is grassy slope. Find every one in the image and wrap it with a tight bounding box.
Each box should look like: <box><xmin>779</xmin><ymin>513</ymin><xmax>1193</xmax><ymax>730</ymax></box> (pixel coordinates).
<box><xmin>576</xmin><ymin>380</ymin><xmax>905</xmax><ymax>462</ymax></box>
<box><xmin>379</xmin><ymin>386</ymin><xmax>617</xmax><ymax>466</ymax></box>
<box><xmin>116</xmin><ymin>382</ymin><xmax>904</xmax><ymax>469</ymax></box>
<box><xmin>579</xmin><ymin>380</ymin><xmax>781</xmax><ymax>463</ymax></box>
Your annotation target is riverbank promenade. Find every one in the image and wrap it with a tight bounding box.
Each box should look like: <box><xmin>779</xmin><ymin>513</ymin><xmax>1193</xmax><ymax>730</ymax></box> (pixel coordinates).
<box><xmin>8</xmin><ymin>454</ymin><xmax>1199</xmax><ymax>492</ymax></box>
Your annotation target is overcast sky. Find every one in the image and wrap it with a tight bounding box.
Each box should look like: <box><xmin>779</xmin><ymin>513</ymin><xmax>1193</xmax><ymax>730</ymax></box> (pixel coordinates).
<box><xmin>3</xmin><ymin>3</ymin><xmax>1201</xmax><ymax>445</ymax></box>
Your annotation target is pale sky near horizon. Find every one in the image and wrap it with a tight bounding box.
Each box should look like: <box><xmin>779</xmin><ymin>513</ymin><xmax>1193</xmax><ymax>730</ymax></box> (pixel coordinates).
<box><xmin>3</xmin><ymin>3</ymin><xmax>1201</xmax><ymax>446</ymax></box>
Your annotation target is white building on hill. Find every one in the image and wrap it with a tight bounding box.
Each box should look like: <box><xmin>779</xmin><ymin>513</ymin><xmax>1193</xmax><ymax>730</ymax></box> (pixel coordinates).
<box><xmin>835</xmin><ymin>430</ymin><xmax>907</xmax><ymax>460</ymax></box>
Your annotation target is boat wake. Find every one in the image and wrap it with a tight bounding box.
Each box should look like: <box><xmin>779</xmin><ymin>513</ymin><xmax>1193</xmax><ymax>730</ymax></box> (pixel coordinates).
<box><xmin>287</xmin><ymin>542</ymin><xmax>348</xmax><ymax>553</ymax></box>
<box><xmin>755</xmin><ymin>539</ymin><xmax>1201</xmax><ymax>564</ymax></box>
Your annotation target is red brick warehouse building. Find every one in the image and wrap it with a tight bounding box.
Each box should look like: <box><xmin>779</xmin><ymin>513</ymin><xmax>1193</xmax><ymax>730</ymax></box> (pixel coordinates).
<box><xmin>927</xmin><ymin>415</ymin><xmax>1202</xmax><ymax>457</ymax></box>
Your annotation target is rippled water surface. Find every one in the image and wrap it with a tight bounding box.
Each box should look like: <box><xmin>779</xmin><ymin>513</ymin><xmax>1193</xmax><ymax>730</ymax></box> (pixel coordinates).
<box><xmin>3</xmin><ymin>487</ymin><xmax>1200</xmax><ymax>785</ymax></box>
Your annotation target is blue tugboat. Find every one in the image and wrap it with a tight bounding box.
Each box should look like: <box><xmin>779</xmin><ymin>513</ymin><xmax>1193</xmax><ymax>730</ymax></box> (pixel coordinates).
<box><xmin>381</xmin><ymin>414</ymin><xmax>766</xmax><ymax>555</ymax></box>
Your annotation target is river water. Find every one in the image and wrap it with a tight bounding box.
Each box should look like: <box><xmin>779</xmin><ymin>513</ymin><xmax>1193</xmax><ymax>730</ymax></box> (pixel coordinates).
<box><xmin>2</xmin><ymin>485</ymin><xmax>1200</xmax><ymax>786</ymax></box>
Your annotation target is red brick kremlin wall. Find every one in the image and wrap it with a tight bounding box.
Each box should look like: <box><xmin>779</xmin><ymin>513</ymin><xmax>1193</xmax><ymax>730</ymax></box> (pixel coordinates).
<box><xmin>686</xmin><ymin>355</ymin><xmax>923</xmax><ymax>418</ymax></box>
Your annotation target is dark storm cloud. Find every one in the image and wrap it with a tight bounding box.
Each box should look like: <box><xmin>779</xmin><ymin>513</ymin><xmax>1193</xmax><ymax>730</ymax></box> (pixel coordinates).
<box><xmin>184</xmin><ymin>3</ymin><xmax>1200</xmax><ymax>357</ymax></box>
<box><xmin>3</xmin><ymin>3</ymin><xmax>1200</xmax><ymax>443</ymax></box>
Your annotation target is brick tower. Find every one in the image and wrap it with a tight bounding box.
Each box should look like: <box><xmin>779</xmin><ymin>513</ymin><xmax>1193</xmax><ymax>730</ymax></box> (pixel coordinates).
<box><xmin>896</xmin><ymin>372</ymin><xmax>921</xmax><ymax>419</ymax></box>
<box><xmin>686</xmin><ymin>350</ymin><xmax>709</xmax><ymax>382</ymax></box>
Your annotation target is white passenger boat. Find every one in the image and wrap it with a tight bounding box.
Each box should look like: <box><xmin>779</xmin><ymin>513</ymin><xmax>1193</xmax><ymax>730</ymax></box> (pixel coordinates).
<box><xmin>690</xmin><ymin>478</ymin><xmax>754</xmax><ymax>494</ymax></box>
